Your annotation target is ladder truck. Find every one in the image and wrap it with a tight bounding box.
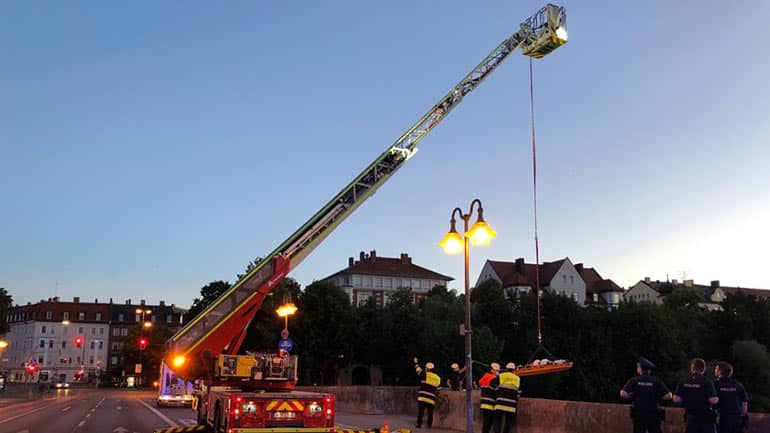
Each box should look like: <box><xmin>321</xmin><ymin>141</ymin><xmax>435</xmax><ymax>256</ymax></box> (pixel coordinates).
<box><xmin>163</xmin><ymin>5</ymin><xmax>567</xmax><ymax>433</ymax></box>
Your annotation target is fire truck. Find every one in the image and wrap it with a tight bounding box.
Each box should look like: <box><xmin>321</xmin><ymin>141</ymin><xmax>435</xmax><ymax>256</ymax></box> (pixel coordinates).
<box><xmin>161</xmin><ymin>5</ymin><xmax>567</xmax><ymax>433</ymax></box>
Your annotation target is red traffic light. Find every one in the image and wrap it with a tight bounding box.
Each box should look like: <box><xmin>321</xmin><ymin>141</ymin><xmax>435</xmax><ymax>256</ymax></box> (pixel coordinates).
<box><xmin>138</xmin><ymin>337</ymin><xmax>148</xmax><ymax>350</ymax></box>
<box><xmin>74</xmin><ymin>336</ymin><xmax>83</xmax><ymax>348</ymax></box>
<box><xmin>25</xmin><ymin>363</ymin><xmax>39</xmax><ymax>375</ymax></box>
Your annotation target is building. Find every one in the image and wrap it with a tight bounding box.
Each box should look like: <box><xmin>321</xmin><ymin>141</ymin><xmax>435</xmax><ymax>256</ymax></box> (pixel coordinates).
<box><xmin>320</xmin><ymin>250</ymin><xmax>453</xmax><ymax>306</ymax></box>
<box><xmin>3</xmin><ymin>297</ymin><xmax>110</xmax><ymax>383</ymax></box>
<box><xmin>625</xmin><ymin>278</ymin><xmax>770</xmax><ymax>310</ymax></box>
<box><xmin>2</xmin><ymin>296</ymin><xmax>185</xmax><ymax>384</ymax></box>
<box><xmin>575</xmin><ymin>263</ymin><xmax>624</xmax><ymax>308</ymax></box>
<box><xmin>107</xmin><ymin>299</ymin><xmax>185</xmax><ymax>382</ymax></box>
<box><xmin>475</xmin><ymin>257</ymin><xmax>587</xmax><ymax>305</ymax></box>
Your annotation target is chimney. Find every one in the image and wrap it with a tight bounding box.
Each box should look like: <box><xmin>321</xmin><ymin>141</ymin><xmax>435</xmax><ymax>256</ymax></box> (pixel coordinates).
<box><xmin>575</xmin><ymin>263</ymin><xmax>584</xmax><ymax>274</ymax></box>
<box><xmin>360</xmin><ymin>251</ymin><xmax>365</xmax><ymax>261</ymax></box>
<box><xmin>684</xmin><ymin>279</ymin><xmax>694</xmax><ymax>288</ymax></box>
<box><xmin>109</xmin><ymin>298</ymin><xmax>113</xmax><ymax>304</ymax></box>
<box><xmin>348</xmin><ymin>257</ymin><xmax>354</xmax><ymax>267</ymax></box>
<box><xmin>644</xmin><ymin>277</ymin><xmax>651</xmax><ymax>284</ymax></box>
<box><xmin>54</xmin><ymin>296</ymin><xmax>60</xmax><ymax>302</ymax></box>
<box><xmin>672</xmin><ymin>279</ymin><xmax>678</xmax><ymax>285</ymax></box>
<box><xmin>126</xmin><ymin>299</ymin><xmax>132</xmax><ymax>305</ymax></box>
<box><xmin>710</xmin><ymin>280</ymin><xmax>720</xmax><ymax>288</ymax></box>
<box><xmin>140</xmin><ymin>299</ymin><xmax>146</xmax><ymax>305</ymax></box>
<box><xmin>400</xmin><ymin>253</ymin><xmax>411</xmax><ymax>264</ymax></box>
<box><xmin>94</xmin><ymin>298</ymin><xmax>98</xmax><ymax>304</ymax></box>
<box><xmin>160</xmin><ymin>300</ymin><xmax>165</xmax><ymax>306</ymax></box>
<box><xmin>515</xmin><ymin>258</ymin><xmax>525</xmax><ymax>272</ymax></box>
<box><xmin>370</xmin><ymin>250</ymin><xmax>376</xmax><ymax>262</ymax></box>
<box><xmin>73</xmin><ymin>297</ymin><xmax>80</xmax><ymax>304</ymax></box>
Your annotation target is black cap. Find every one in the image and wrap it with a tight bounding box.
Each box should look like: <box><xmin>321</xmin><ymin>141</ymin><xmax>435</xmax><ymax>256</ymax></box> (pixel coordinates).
<box><xmin>637</xmin><ymin>356</ymin><xmax>655</xmax><ymax>370</ymax></box>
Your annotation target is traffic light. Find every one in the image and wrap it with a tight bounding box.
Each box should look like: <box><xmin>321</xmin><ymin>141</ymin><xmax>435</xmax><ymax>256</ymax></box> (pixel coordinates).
<box><xmin>74</xmin><ymin>336</ymin><xmax>83</xmax><ymax>348</ymax></box>
<box><xmin>138</xmin><ymin>337</ymin><xmax>148</xmax><ymax>350</ymax></box>
<box><xmin>25</xmin><ymin>362</ymin><xmax>39</xmax><ymax>375</ymax></box>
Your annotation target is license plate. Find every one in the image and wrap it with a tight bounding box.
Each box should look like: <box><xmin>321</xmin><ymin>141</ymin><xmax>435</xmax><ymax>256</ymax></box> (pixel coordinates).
<box><xmin>272</xmin><ymin>411</ymin><xmax>297</xmax><ymax>419</ymax></box>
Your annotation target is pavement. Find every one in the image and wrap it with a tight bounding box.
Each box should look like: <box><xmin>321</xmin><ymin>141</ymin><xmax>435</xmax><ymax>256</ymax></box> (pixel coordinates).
<box><xmin>336</xmin><ymin>411</ymin><xmax>463</xmax><ymax>433</ymax></box>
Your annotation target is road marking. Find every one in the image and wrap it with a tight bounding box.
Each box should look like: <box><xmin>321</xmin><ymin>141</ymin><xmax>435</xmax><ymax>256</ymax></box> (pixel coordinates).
<box><xmin>78</xmin><ymin>421</ymin><xmax>86</xmax><ymax>427</ymax></box>
<box><xmin>0</xmin><ymin>405</ymin><xmax>49</xmax><ymax>424</ymax></box>
<box><xmin>116</xmin><ymin>406</ymin><xmax>123</xmax><ymax>410</ymax></box>
<box><xmin>138</xmin><ymin>400</ymin><xmax>179</xmax><ymax>428</ymax></box>
<box><xmin>15</xmin><ymin>430</ymin><xmax>29</xmax><ymax>433</ymax></box>
<box><xmin>85</xmin><ymin>413</ymin><xmax>91</xmax><ymax>418</ymax></box>
<box><xmin>113</xmin><ymin>427</ymin><xmax>129</xmax><ymax>433</ymax></box>
<box><xmin>62</xmin><ymin>406</ymin><xmax>72</xmax><ymax>412</ymax></box>
<box><xmin>180</xmin><ymin>418</ymin><xmax>197</xmax><ymax>426</ymax></box>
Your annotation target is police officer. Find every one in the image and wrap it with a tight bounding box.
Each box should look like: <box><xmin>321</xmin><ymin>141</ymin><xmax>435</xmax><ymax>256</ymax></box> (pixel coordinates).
<box><xmin>620</xmin><ymin>356</ymin><xmax>672</xmax><ymax>433</ymax></box>
<box><xmin>492</xmin><ymin>362</ymin><xmax>520</xmax><ymax>433</ymax></box>
<box><xmin>479</xmin><ymin>363</ymin><xmax>500</xmax><ymax>433</ymax></box>
<box><xmin>714</xmin><ymin>361</ymin><xmax>748</xmax><ymax>433</ymax></box>
<box><xmin>674</xmin><ymin>358</ymin><xmax>719</xmax><ymax>433</ymax></box>
<box><xmin>414</xmin><ymin>358</ymin><xmax>441</xmax><ymax>428</ymax></box>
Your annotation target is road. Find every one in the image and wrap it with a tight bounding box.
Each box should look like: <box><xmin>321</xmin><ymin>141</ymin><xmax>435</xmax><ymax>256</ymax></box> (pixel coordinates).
<box><xmin>0</xmin><ymin>387</ymin><xmax>425</xmax><ymax>433</ymax></box>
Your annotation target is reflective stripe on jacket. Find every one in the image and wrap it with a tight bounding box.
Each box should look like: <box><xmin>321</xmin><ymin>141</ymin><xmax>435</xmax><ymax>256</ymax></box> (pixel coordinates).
<box><xmin>494</xmin><ymin>371</ymin><xmax>520</xmax><ymax>413</ymax></box>
<box><xmin>418</xmin><ymin>371</ymin><xmax>441</xmax><ymax>406</ymax></box>
<box><xmin>479</xmin><ymin>372</ymin><xmax>497</xmax><ymax>411</ymax></box>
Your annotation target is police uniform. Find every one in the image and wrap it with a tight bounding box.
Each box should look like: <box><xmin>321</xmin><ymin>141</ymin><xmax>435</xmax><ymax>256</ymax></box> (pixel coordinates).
<box><xmin>715</xmin><ymin>376</ymin><xmax>748</xmax><ymax>433</ymax></box>
<box><xmin>479</xmin><ymin>364</ymin><xmax>500</xmax><ymax>433</ymax></box>
<box><xmin>621</xmin><ymin>357</ymin><xmax>671</xmax><ymax>433</ymax></box>
<box><xmin>415</xmin><ymin>362</ymin><xmax>441</xmax><ymax>428</ymax></box>
<box><xmin>674</xmin><ymin>372</ymin><xmax>718</xmax><ymax>433</ymax></box>
<box><xmin>492</xmin><ymin>363</ymin><xmax>520</xmax><ymax>433</ymax></box>
<box><xmin>447</xmin><ymin>363</ymin><xmax>462</xmax><ymax>391</ymax></box>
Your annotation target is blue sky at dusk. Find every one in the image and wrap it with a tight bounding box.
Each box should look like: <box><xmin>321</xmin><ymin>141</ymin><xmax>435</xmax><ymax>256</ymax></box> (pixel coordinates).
<box><xmin>2</xmin><ymin>1</ymin><xmax>769</xmax><ymax>308</ymax></box>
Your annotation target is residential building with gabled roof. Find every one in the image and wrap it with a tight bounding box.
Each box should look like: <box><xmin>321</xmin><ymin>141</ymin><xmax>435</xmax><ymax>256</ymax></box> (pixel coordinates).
<box><xmin>319</xmin><ymin>250</ymin><xmax>453</xmax><ymax>306</ymax></box>
<box><xmin>575</xmin><ymin>263</ymin><xmax>624</xmax><ymax>308</ymax></box>
<box><xmin>625</xmin><ymin>278</ymin><xmax>770</xmax><ymax>309</ymax></box>
<box><xmin>475</xmin><ymin>257</ymin><xmax>586</xmax><ymax>305</ymax></box>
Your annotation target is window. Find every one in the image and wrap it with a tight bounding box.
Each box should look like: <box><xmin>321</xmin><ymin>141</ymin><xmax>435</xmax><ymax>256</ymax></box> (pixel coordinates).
<box><xmin>78</xmin><ymin>312</ymin><xmax>85</xmax><ymax>320</ymax></box>
<box><xmin>135</xmin><ymin>314</ymin><xmax>141</xmax><ymax>323</ymax></box>
<box><xmin>98</xmin><ymin>341</ymin><xmax>104</xmax><ymax>349</ymax></box>
<box><xmin>49</xmin><ymin>340</ymin><xmax>54</xmax><ymax>348</ymax></box>
<box><xmin>113</xmin><ymin>328</ymin><xmax>120</xmax><ymax>337</ymax></box>
<box><xmin>95</xmin><ymin>313</ymin><xmax>102</xmax><ymax>321</ymax></box>
<box><xmin>120</xmin><ymin>328</ymin><xmax>128</xmax><ymax>337</ymax></box>
<box><xmin>38</xmin><ymin>356</ymin><xmax>44</xmax><ymax>364</ymax></box>
<box><xmin>151</xmin><ymin>315</ymin><xmax>156</xmax><ymax>323</ymax></box>
<box><xmin>166</xmin><ymin>315</ymin><xmax>173</xmax><ymax>323</ymax></box>
<box><xmin>89</xmin><ymin>356</ymin><xmax>94</xmax><ymax>365</ymax></box>
<box><xmin>118</xmin><ymin>313</ymin><xmax>124</xmax><ymax>321</ymax></box>
<box><xmin>357</xmin><ymin>291</ymin><xmax>371</xmax><ymax>306</ymax></box>
<box><xmin>90</xmin><ymin>341</ymin><xmax>95</xmax><ymax>349</ymax></box>
<box><xmin>563</xmin><ymin>275</ymin><xmax>567</xmax><ymax>284</ymax></box>
<box><xmin>39</xmin><ymin>340</ymin><xmax>45</xmax><ymax>348</ymax></box>
<box><xmin>63</xmin><ymin>312</ymin><xmax>69</xmax><ymax>321</ymax></box>
<box><xmin>91</xmin><ymin>328</ymin><xmax>96</xmax><ymax>335</ymax></box>
<box><xmin>46</xmin><ymin>311</ymin><xmax>52</xmax><ymax>319</ymax></box>
<box><xmin>111</xmin><ymin>356</ymin><xmax>118</xmax><ymax>366</ymax></box>
<box><xmin>99</xmin><ymin>328</ymin><xmax>104</xmax><ymax>335</ymax></box>
<box><xmin>112</xmin><ymin>342</ymin><xmax>120</xmax><ymax>351</ymax></box>
<box><xmin>41</xmin><ymin>325</ymin><xmax>47</xmax><ymax>334</ymax></box>
<box><xmin>593</xmin><ymin>293</ymin><xmax>599</xmax><ymax>302</ymax></box>
<box><xmin>61</xmin><ymin>341</ymin><xmax>66</xmax><ymax>349</ymax></box>
<box><xmin>570</xmin><ymin>275</ymin><xmax>574</xmax><ymax>284</ymax></box>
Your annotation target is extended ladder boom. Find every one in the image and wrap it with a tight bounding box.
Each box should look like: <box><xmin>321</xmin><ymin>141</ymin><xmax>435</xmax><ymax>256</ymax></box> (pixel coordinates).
<box><xmin>167</xmin><ymin>4</ymin><xmax>567</xmax><ymax>380</ymax></box>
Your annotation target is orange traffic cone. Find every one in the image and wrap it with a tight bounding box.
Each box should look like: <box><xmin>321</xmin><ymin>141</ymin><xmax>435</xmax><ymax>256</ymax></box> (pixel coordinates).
<box><xmin>382</xmin><ymin>420</ymin><xmax>390</xmax><ymax>433</ymax></box>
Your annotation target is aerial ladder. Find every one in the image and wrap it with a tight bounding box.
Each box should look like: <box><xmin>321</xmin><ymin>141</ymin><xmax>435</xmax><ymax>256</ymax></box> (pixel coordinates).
<box><xmin>164</xmin><ymin>5</ymin><xmax>567</xmax><ymax>431</ymax></box>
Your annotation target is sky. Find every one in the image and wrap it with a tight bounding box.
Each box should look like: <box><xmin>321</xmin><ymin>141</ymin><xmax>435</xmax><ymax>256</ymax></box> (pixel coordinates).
<box><xmin>2</xmin><ymin>1</ymin><xmax>769</xmax><ymax>309</ymax></box>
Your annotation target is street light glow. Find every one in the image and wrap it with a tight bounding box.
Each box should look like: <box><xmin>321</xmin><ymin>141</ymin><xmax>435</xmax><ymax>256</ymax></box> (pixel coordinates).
<box><xmin>0</xmin><ymin>340</ymin><xmax>8</xmax><ymax>349</ymax></box>
<box><xmin>467</xmin><ymin>220</ymin><xmax>497</xmax><ymax>246</ymax></box>
<box><xmin>172</xmin><ymin>355</ymin><xmax>186</xmax><ymax>368</ymax></box>
<box><xmin>439</xmin><ymin>230</ymin><xmax>464</xmax><ymax>255</ymax></box>
<box><xmin>276</xmin><ymin>302</ymin><xmax>298</xmax><ymax>318</ymax></box>
<box><xmin>143</xmin><ymin>322</ymin><xmax>153</xmax><ymax>328</ymax></box>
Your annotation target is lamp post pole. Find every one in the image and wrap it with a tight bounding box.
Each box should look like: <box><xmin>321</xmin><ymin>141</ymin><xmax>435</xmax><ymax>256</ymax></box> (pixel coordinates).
<box><xmin>136</xmin><ymin>309</ymin><xmax>151</xmax><ymax>386</ymax></box>
<box><xmin>439</xmin><ymin>198</ymin><xmax>496</xmax><ymax>433</ymax></box>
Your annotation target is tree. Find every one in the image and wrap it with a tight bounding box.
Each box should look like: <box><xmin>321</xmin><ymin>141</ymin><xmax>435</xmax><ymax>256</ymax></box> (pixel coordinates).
<box><xmin>730</xmin><ymin>340</ymin><xmax>770</xmax><ymax>412</ymax></box>
<box><xmin>185</xmin><ymin>280</ymin><xmax>232</xmax><ymax>324</ymax></box>
<box><xmin>294</xmin><ymin>280</ymin><xmax>355</xmax><ymax>385</ymax></box>
<box><xmin>241</xmin><ymin>277</ymin><xmax>301</xmax><ymax>351</ymax></box>
<box><xmin>0</xmin><ymin>288</ymin><xmax>13</xmax><ymax>336</ymax></box>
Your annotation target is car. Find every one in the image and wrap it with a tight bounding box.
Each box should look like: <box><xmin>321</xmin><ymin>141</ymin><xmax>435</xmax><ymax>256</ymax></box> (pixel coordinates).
<box><xmin>51</xmin><ymin>380</ymin><xmax>70</xmax><ymax>389</ymax></box>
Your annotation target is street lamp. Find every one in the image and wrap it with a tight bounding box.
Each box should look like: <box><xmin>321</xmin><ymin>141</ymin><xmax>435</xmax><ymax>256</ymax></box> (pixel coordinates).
<box><xmin>439</xmin><ymin>198</ymin><xmax>496</xmax><ymax>433</ymax></box>
<box><xmin>276</xmin><ymin>299</ymin><xmax>298</xmax><ymax>335</ymax></box>
<box><xmin>136</xmin><ymin>308</ymin><xmax>152</xmax><ymax>386</ymax></box>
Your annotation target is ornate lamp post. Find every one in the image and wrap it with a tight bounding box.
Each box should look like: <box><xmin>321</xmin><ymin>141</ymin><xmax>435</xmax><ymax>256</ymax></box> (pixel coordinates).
<box><xmin>439</xmin><ymin>198</ymin><xmax>496</xmax><ymax>433</ymax></box>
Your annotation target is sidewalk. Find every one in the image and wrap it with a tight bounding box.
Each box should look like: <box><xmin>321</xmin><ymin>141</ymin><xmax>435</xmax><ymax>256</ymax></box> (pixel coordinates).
<box><xmin>336</xmin><ymin>411</ymin><xmax>464</xmax><ymax>433</ymax></box>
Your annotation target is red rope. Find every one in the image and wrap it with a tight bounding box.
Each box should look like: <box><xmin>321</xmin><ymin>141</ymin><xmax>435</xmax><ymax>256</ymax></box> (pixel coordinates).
<box><xmin>529</xmin><ymin>58</ymin><xmax>542</xmax><ymax>344</ymax></box>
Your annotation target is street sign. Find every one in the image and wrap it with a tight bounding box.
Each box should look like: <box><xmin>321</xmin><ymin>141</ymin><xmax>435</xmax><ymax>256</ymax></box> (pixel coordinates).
<box><xmin>280</xmin><ymin>329</ymin><xmax>289</xmax><ymax>339</ymax></box>
<box><xmin>278</xmin><ymin>338</ymin><xmax>293</xmax><ymax>352</ymax></box>
<box><xmin>135</xmin><ymin>363</ymin><xmax>142</xmax><ymax>374</ymax></box>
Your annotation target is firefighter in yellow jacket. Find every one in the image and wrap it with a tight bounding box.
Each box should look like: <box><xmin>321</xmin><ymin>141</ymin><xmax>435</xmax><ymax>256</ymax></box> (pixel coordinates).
<box><xmin>492</xmin><ymin>362</ymin><xmax>521</xmax><ymax>433</ymax></box>
<box><xmin>414</xmin><ymin>358</ymin><xmax>441</xmax><ymax>428</ymax></box>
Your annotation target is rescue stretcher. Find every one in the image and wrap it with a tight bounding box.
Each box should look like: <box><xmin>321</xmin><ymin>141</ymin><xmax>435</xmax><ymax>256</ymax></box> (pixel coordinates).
<box><xmin>514</xmin><ymin>359</ymin><xmax>573</xmax><ymax>377</ymax></box>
